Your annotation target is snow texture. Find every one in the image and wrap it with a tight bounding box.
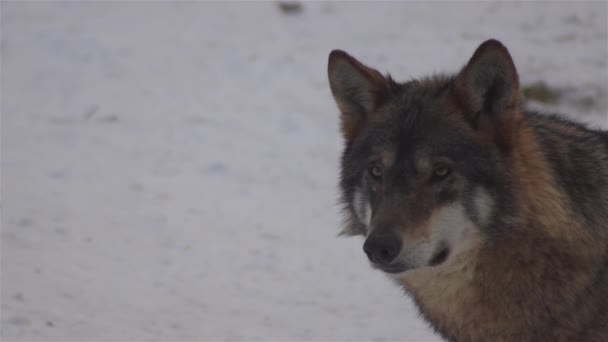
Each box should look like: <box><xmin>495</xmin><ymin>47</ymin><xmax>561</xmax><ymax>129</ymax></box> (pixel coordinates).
<box><xmin>1</xmin><ymin>1</ymin><xmax>606</xmax><ymax>341</ymax></box>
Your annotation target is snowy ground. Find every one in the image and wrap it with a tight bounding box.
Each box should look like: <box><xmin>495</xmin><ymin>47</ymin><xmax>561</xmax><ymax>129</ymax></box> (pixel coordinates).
<box><xmin>1</xmin><ymin>1</ymin><xmax>606</xmax><ymax>341</ymax></box>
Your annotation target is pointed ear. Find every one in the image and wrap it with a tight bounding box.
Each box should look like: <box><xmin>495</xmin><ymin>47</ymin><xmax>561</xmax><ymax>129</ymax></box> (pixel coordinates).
<box><xmin>328</xmin><ymin>50</ymin><xmax>393</xmax><ymax>142</ymax></box>
<box><xmin>454</xmin><ymin>39</ymin><xmax>522</xmax><ymax>152</ymax></box>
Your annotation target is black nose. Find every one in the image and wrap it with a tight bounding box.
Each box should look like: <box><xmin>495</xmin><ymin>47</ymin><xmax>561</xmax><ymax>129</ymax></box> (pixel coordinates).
<box><xmin>363</xmin><ymin>233</ymin><xmax>402</xmax><ymax>265</ymax></box>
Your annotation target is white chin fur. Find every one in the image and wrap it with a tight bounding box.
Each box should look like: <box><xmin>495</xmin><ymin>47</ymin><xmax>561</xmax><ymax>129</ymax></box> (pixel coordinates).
<box><xmin>387</xmin><ymin>270</ymin><xmax>410</xmax><ymax>279</ymax></box>
<box><xmin>392</xmin><ymin>201</ymin><xmax>481</xmax><ymax>274</ymax></box>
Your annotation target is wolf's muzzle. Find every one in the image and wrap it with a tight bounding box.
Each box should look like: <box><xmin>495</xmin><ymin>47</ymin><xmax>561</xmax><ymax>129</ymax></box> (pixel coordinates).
<box><xmin>363</xmin><ymin>232</ymin><xmax>402</xmax><ymax>265</ymax></box>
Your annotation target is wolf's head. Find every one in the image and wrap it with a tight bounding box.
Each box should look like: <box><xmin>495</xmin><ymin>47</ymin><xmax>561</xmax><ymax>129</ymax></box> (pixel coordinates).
<box><xmin>328</xmin><ymin>40</ymin><xmax>522</xmax><ymax>275</ymax></box>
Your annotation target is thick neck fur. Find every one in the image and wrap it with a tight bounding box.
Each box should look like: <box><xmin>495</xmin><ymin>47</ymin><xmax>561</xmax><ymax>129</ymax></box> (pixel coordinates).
<box><xmin>399</xmin><ymin>114</ymin><xmax>608</xmax><ymax>341</ymax></box>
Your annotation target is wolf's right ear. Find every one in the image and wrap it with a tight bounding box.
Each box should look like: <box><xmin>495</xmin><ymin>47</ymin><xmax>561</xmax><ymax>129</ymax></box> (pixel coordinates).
<box><xmin>328</xmin><ymin>50</ymin><xmax>393</xmax><ymax>142</ymax></box>
<box><xmin>454</xmin><ymin>40</ymin><xmax>522</xmax><ymax>152</ymax></box>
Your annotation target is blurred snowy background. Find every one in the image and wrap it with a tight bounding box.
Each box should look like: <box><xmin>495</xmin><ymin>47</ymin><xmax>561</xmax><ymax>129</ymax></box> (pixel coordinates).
<box><xmin>1</xmin><ymin>1</ymin><xmax>606</xmax><ymax>341</ymax></box>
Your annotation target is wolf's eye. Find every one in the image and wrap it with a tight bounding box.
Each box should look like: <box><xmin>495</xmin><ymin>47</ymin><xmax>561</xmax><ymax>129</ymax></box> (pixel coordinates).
<box><xmin>432</xmin><ymin>166</ymin><xmax>451</xmax><ymax>180</ymax></box>
<box><xmin>369</xmin><ymin>165</ymin><xmax>383</xmax><ymax>179</ymax></box>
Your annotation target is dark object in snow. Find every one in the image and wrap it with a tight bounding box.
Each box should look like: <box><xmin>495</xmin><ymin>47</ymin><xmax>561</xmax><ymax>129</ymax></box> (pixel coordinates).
<box><xmin>522</xmin><ymin>81</ymin><xmax>561</xmax><ymax>104</ymax></box>
<box><xmin>277</xmin><ymin>1</ymin><xmax>303</xmax><ymax>15</ymax></box>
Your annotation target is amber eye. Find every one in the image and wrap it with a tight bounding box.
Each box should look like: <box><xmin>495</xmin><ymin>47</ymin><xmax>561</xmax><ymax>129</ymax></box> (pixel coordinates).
<box><xmin>369</xmin><ymin>165</ymin><xmax>383</xmax><ymax>179</ymax></box>
<box><xmin>433</xmin><ymin>166</ymin><xmax>451</xmax><ymax>179</ymax></box>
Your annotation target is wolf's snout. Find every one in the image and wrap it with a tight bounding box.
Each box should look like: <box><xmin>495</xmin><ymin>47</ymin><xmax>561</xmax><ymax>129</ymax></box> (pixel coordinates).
<box><xmin>363</xmin><ymin>233</ymin><xmax>402</xmax><ymax>265</ymax></box>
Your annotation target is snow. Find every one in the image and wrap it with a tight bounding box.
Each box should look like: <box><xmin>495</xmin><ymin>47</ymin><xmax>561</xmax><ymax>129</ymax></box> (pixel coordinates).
<box><xmin>1</xmin><ymin>1</ymin><xmax>606</xmax><ymax>341</ymax></box>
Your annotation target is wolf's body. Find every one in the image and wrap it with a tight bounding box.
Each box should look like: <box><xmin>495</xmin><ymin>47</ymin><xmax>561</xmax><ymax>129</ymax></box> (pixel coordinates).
<box><xmin>327</xmin><ymin>40</ymin><xmax>608</xmax><ymax>341</ymax></box>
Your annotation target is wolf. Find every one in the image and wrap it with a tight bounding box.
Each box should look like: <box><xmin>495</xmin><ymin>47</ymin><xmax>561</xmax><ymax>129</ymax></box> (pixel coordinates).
<box><xmin>327</xmin><ymin>39</ymin><xmax>608</xmax><ymax>341</ymax></box>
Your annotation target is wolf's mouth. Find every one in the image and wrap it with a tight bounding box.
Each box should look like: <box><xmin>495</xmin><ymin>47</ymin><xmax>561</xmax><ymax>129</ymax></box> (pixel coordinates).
<box><xmin>372</xmin><ymin>262</ymin><xmax>409</xmax><ymax>274</ymax></box>
<box><xmin>429</xmin><ymin>244</ymin><xmax>450</xmax><ymax>267</ymax></box>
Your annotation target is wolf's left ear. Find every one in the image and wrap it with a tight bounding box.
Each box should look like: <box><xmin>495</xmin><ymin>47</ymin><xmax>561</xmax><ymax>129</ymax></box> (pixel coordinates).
<box><xmin>454</xmin><ymin>40</ymin><xmax>522</xmax><ymax>150</ymax></box>
<box><xmin>328</xmin><ymin>50</ymin><xmax>393</xmax><ymax>143</ymax></box>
